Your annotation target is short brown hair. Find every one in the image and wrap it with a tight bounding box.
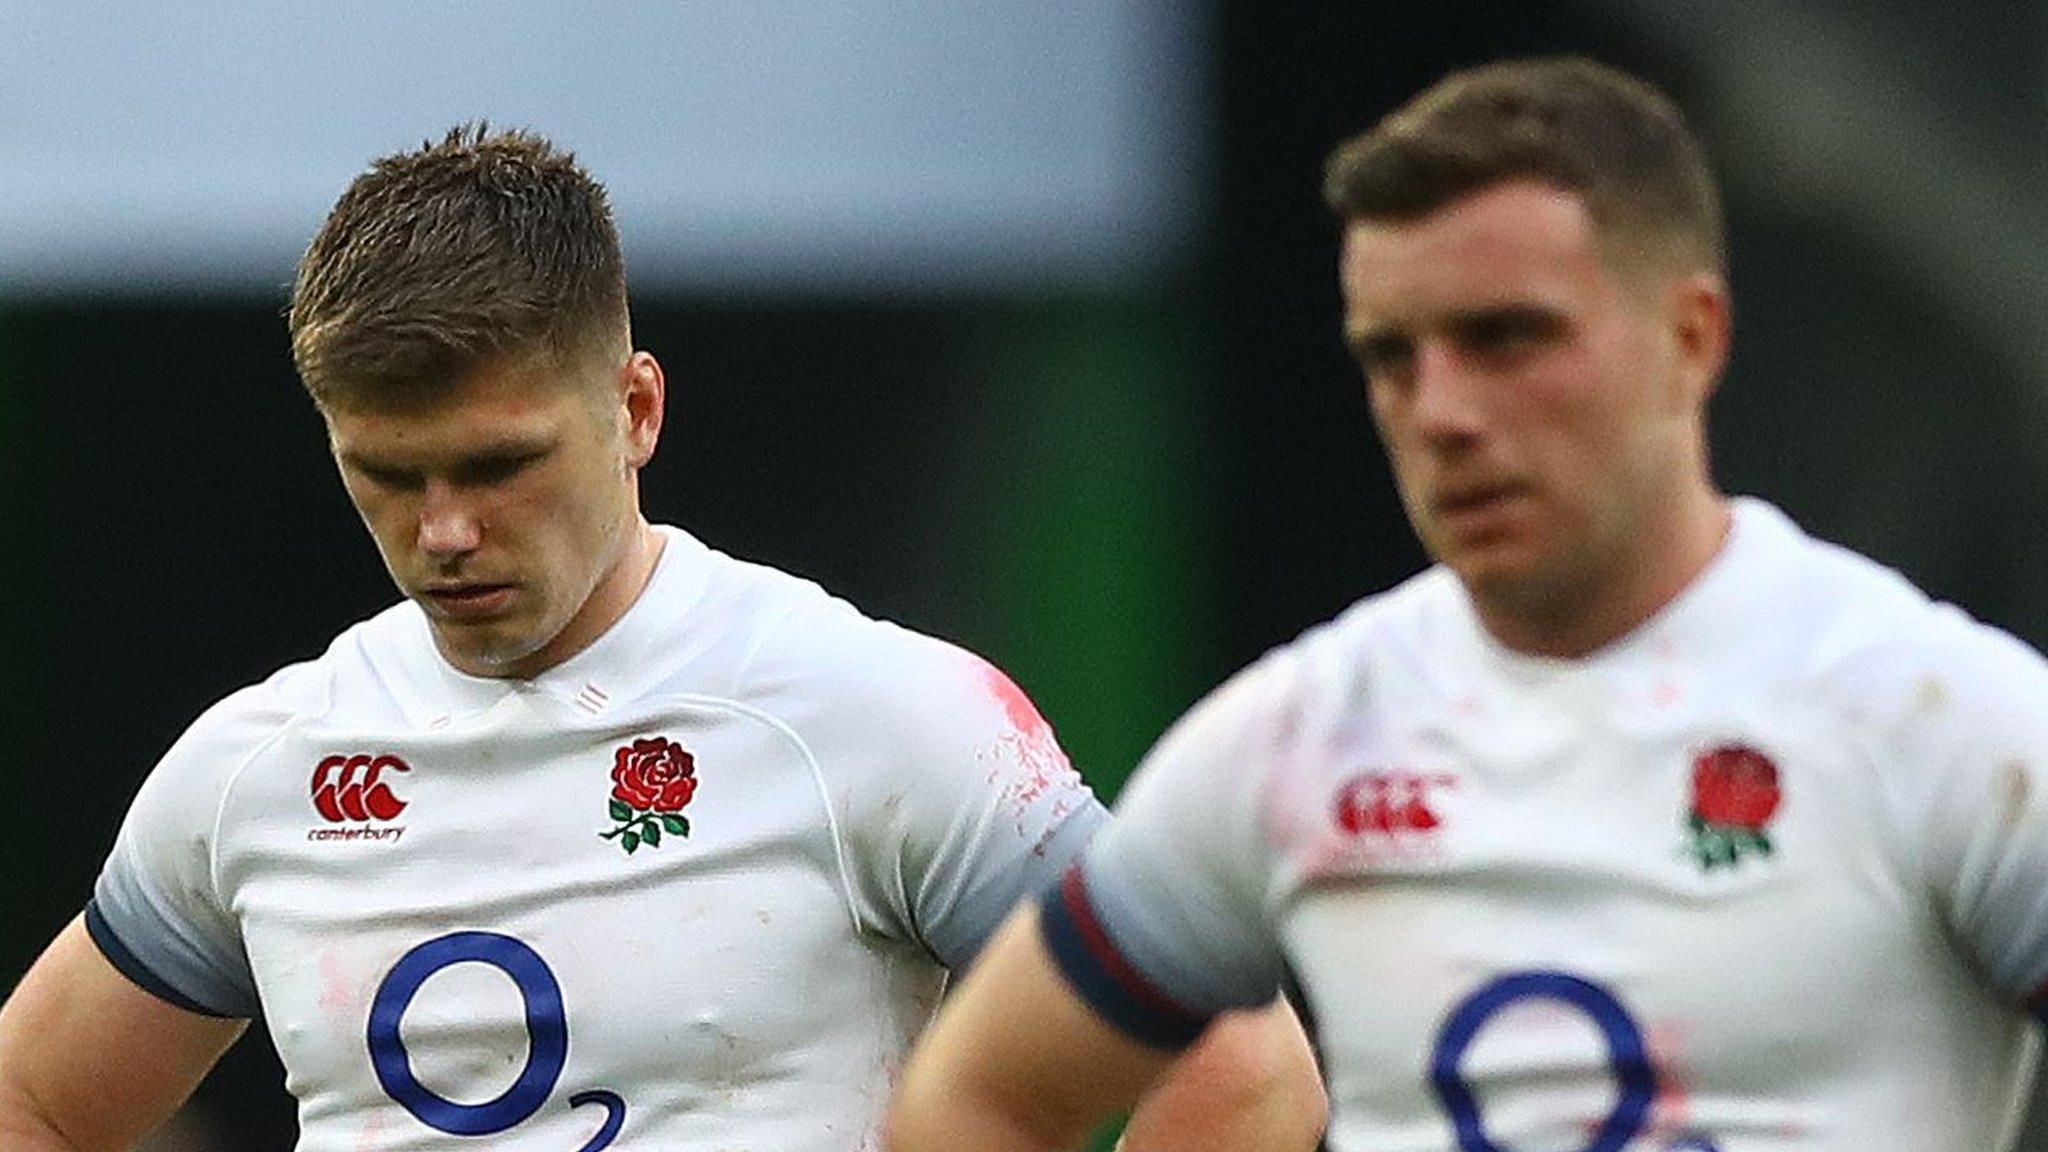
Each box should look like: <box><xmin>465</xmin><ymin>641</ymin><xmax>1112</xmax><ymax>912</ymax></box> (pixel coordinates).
<box><xmin>1323</xmin><ymin>57</ymin><xmax>1724</xmax><ymax>276</ymax></box>
<box><xmin>289</xmin><ymin>124</ymin><xmax>630</xmax><ymax>405</ymax></box>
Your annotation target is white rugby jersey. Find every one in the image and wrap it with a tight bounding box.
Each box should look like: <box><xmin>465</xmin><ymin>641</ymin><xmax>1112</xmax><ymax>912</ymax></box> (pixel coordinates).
<box><xmin>91</xmin><ymin>526</ymin><xmax>1103</xmax><ymax>1151</ymax></box>
<box><xmin>1047</xmin><ymin>499</ymin><xmax>2048</xmax><ymax>1151</ymax></box>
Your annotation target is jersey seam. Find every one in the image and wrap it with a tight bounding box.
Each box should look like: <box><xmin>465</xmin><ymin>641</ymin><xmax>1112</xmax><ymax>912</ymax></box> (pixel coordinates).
<box><xmin>206</xmin><ymin>680</ymin><xmax>337</xmax><ymax>906</ymax></box>
<box><xmin>641</xmin><ymin>689</ymin><xmax>866</xmax><ymax>939</ymax></box>
<box><xmin>726</xmin><ymin>597</ymin><xmax>869</xmax><ymax>939</ymax></box>
<box><xmin>728</xmin><ymin>593</ymin><xmax>816</xmax><ymax>688</ymax></box>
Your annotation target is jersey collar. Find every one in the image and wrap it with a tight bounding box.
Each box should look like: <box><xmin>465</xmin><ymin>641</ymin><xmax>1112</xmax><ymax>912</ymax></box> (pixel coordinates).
<box><xmin>412</xmin><ymin>525</ymin><xmax>717</xmax><ymax>722</ymax></box>
<box><xmin>1458</xmin><ymin>496</ymin><xmax>1796</xmax><ymax>688</ymax></box>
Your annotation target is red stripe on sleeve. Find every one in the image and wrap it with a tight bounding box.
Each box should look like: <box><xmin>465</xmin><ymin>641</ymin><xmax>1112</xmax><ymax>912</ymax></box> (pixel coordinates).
<box><xmin>1059</xmin><ymin>867</ymin><xmax>1204</xmax><ymax>1029</ymax></box>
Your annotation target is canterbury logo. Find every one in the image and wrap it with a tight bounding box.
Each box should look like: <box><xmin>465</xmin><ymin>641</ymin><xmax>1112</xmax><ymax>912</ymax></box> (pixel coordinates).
<box><xmin>1336</xmin><ymin>770</ymin><xmax>1455</xmax><ymax>836</ymax></box>
<box><xmin>312</xmin><ymin>754</ymin><xmax>411</xmax><ymax>822</ymax></box>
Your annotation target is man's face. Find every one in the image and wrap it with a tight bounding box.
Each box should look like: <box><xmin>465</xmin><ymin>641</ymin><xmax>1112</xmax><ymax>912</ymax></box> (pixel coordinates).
<box><xmin>1340</xmin><ymin>180</ymin><xmax>1720</xmax><ymax>624</ymax></box>
<box><xmin>323</xmin><ymin>349</ymin><xmax>660</xmax><ymax>678</ymax></box>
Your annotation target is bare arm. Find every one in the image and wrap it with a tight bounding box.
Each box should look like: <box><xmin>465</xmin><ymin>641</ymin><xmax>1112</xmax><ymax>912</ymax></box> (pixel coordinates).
<box><xmin>1118</xmin><ymin>999</ymin><xmax>1324</xmax><ymax>1152</ymax></box>
<box><xmin>887</xmin><ymin>905</ymin><xmax>1324</xmax><ymax>1152</ymax></box>
<box><xmin>0</xmin><ymin>916</ymin><xmax>244</xmax><ymax>1152</ymax></box>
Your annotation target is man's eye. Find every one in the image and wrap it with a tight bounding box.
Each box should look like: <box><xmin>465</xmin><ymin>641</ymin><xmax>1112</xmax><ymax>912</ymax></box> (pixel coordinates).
<box><xmin>1461</xmin><ymin>312</ymin><xmax>1559</xmax><ymax>354</ymax></box>
<box><xmin>1353</xmin><ymin>337</ymin><xmax>1414</xmax><ymax>378</ymax></box>
<box><xmin>358</xmin><ymin>466</ymin><xmax>423</xmax><ymax>491</ymax></box>
<box><xmin>457</xmin><ymin>453</ymin><xmax>543</xmax><ymax>485</ymax></box>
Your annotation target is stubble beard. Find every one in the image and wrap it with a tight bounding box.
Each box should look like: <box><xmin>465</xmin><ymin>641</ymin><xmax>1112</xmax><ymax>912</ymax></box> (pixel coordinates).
<box><xmin>1456</xmin><ymin>500</ymin><xmax>1646</xmax><ymax>656</ymax></box>
<box><xmin>436</xmin><ymin>510</ymin><xmax>632</xmax><ymax>677</ymax></box>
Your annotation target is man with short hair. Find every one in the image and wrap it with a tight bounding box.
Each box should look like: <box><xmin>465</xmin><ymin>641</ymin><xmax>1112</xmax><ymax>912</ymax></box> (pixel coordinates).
<box><xmin>0</xmin><ymin>126</ymin><xmax>1319</xmax><ymax>1152</ymax></box>
<box><xmin>886</xmin><ymin>57</ymin><xmax>2048</xmax><ymax>1151</ymax></box>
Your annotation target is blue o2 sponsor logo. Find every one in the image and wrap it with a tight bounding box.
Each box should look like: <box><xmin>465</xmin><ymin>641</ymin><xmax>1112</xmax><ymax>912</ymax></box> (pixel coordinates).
<box><xmin>1429</xmin><ymin>970</ymin><xmax>1719</xmax><ymax>1152</ymax></box>
<box><xmin>368</xmin><ymin>931</ymin><xmax>625</xmax><ymax>1150</ymax></box>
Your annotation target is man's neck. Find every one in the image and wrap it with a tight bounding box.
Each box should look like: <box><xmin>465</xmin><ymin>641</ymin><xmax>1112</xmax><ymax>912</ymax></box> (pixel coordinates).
<box><xmin>1477</xmin><ymin>491</ymin><xmax>1732</xmax><ymax>661</ymax></box>
<box><xmin>499</xmin><ymin>518</ymin><xmax>666</xmax><ymax>680</ymax></box>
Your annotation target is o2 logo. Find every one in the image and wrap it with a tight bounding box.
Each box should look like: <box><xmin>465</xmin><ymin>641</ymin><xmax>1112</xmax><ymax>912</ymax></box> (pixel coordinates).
<box><xmin>368</xmin><ymin>932</ymin><xmax>625</xmax><ymax>1149</ymax></box>
<box><xmin>1428</xmin><ymin>970</ymin><xmax>1719</xmax><ymax>1152</ymax></box>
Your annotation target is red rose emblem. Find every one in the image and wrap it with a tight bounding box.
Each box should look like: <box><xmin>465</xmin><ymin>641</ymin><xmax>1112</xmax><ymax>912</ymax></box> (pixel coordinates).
<box><xmin>1690</xmin><ymin>744</ymin><xmax>1780</xmax><ymax>830</ymax></box>
<box><xmin>611</xmin><ymin>737</ymin><xmax>698</xmax><ymax>813</ymax></box>
<box><xmin>602</xmin><ymin>737</ymin><xmax>701</xmax><ymax>856</ymax></box>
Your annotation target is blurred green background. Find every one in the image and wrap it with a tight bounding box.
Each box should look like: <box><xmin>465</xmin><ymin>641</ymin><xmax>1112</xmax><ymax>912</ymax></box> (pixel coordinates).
<box><xmin>7</xmin><ymin>1</ymin><xmax>2048</xmax><ymax>1148</ymax></box>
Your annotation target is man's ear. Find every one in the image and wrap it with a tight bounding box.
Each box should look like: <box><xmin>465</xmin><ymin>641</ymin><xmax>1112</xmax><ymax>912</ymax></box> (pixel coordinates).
<box><xmin>621</xmin><ymin>351</ymin><xmax>665</xmax><ymax>468</ymax></box>
<box><xmin>1666</xmin><ymin>271</ymin><xmax>1731</xmax><ymax>407</ymax></box>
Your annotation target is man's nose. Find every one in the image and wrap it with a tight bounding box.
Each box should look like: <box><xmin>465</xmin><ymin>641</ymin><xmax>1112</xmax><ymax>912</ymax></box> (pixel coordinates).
<box><xmin>417</xmin><ymin>482</ymin><xmax>482</xmax><ymax>558</ymax></box>
<box><xmin>1409</xmin><ymin>343</ymin><xmax>1486</xmax><ymax>447</ymax></box>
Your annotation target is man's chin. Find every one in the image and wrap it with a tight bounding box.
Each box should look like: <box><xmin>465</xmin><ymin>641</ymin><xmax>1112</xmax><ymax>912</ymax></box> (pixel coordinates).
<box><xmin>1432</xmin><ymin>526</ymin><xmax>1531</xmax><ymax>576</ymax></box>
<box><xmin>430</xmin><ymin>622</ymin><xmax>552</xmax><ymax>679</ymax></box>
<box><xmin>1441</xmin><ymin>546</ymin><xmax>1555</xmax><ymax>604</ymax></box>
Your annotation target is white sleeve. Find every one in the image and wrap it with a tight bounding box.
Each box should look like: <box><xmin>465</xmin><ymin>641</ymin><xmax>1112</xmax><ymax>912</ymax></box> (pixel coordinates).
<box><xmin>750</xmin><ymin>600</ymin><xmax>1106</xmax><ymax>969</ymax></box>
<box><xmin>1039</xmin><ymin>652</ymin><xmax>1293</xmax><ymax>1048</ymax></box>
<box><xmin>1887</xmin><ymin>611</ymin><xmax>2048</xmax><ymax>1013</ymax></box>
<box><xmin>88</xmin><ymin>684</ymin><xmax>288</xmax><ymax>1017</ymax></box>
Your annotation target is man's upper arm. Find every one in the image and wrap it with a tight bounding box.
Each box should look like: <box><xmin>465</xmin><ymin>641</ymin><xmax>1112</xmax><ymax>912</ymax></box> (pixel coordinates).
<box><xmin>0</xmin><ymin>916</ymin><xmax>244</xmax><ymax>1152</ymax></box>
<box><xmin>1042</xmin><ymin>653</ymin><xmax>1298</xmax><ymax>1035</ymax></box>
<box><xmin>1903</xmin><ymin>619</ymin><xmax>2048</xmax><ymax>1016</ymax></box>
<box><xmin>87</xmin><ymin>683</ymin><xmax>281</xmax><ymax>1020</ymax></box>
<box><xmin>1118</xmin><ymin>1000</ymin><xmax>1326</xmax><ymax>1152</ymax></box>
<box><xmin>887</xmin><ymin>906</ymin><xmax>1324</xmax><ymax>1152</ymax></box>
<box><xmin>888</xmin><ymin>904</ymin><xmax>1179</xmax><ymax>1152</ymax></box>
<box><xmin>765</xmin><ymin>604</ymin><xmax>1106</xmax><ymax>967</ymax></box>
<box><xmin>875</xmin><ymin>646</ymin><xmax>1107</xmax><ymax>968</ymax></box>
<box><xmin>887</xmin><ymin>653</ymin><xmax>1323</xmax><ymax>1152</ymax></box>
<box><xmin>2</xmin><ymin>679</ymin><xmax>287</xmax><ymax>1148</ymax></box>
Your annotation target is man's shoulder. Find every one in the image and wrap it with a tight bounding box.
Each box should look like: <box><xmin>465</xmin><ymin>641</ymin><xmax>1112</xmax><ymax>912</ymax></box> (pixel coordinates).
<box><xmin>1160</xmin><ymin>570</ymin><xmax>1464</xmax><ymax>755</ymax></box>
<box><xmin>1266</xmin><ymin>567</ymin><xmax>1466</xmax><ymax>704</ymax></box>
<box><xmin>677</xmin><ymin>533</ymin><xmax>840</xmax><ymax>648</ymax></box>
<box><xmin>1737</xmin><ymin>501</ymin><xmax>2048</xmax><ymax>731</ymax></box>
<box><xmin>1322</xmin><ymin>566</ymin><xmax>1466</xmax><ymax>662</ymax></box>
<box><xmin>632</xmin><ymin>529</ymin><xmax>845</xmax><ymax>690</ymax></box>
<box><xmin>688</xmin><ymin>549</ymin><xmax>973</xmax><ymax>704</ymax></box>
<box><xmin>1816</xmin><ymin>592</ymin><xmax>2048</xmax><ymax>737</ymax></box>
<box><xmin>648</xmin><ymin>532</ymin><xmax>1007</xmax><ymax>741</ymax></box>
<box><xmin>154</xmin><ymin>652</ymin><xmax>342</xmax><ymax>794</ymax></box>
<box><xmin>680</xmin><ymin>541</ymin><xmax>1087</xmax><ymax>838</ymax></box>
<box><xmin>745</xmin><ymin>594</ymin><xmax>1000</xmax><ymax>733</ymax></box>
<box><xmin>169</xmin><ymin>600</ymin><xmax>427</xmax><ymax>762</ymax></box>
<box><xmin>1746</xmin><ymin>501</ymin><xmax>1935</xmax><ymax>629</ymax></box>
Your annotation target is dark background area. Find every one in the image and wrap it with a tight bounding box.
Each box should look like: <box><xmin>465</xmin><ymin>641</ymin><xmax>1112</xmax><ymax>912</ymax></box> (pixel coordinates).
<box><xmin>7</xmin><ymin>2</ymin><xmax>2048</xmax><ymax>1147</ymax></box>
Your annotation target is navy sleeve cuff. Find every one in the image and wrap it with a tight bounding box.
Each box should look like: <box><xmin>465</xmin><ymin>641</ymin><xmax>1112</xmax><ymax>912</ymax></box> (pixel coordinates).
<box><xmin>2027</xmin><ymin>979</ymin><xmax>2048</xmax><ymax>1025</ymax></box>
<box><xmin>84</xmin><ymin>900</ymin><xmax>240</xmax><ymax>1018</ymax></box>
<box><xmin>1037</xmin><ymin>866</ymin><xmax>1210</xmax><ymax>1050</ymax></box>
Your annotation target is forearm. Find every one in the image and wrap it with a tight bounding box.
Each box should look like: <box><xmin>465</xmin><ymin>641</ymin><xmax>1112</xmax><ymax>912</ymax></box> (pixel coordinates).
<box><xmin>0</xmin><ymin>918</ymin><xmax>244</xmax><ymax>1152</ymax></box>
<box><xmin>0</xmin><ymin>1082</ymin><xmax>94</xmax><ymax>1152</ymax></box>
<box><xmin>1117</xmin><ymin>1001</ymin><xmax>1325</xmax><ymax>1152</ymax></box>
<box><xmin>887</xmin><ymin>908</ymin><xmax>1170</xmax><ymax>1152</ymax></box>
<box><xmin>886</xmin><ymin>1083</ymin><xmax>1074</xmax><ymax>1152</ymax></box>
<box><xmin>887</xmin><ymin>1019</ymin><xmax>1140</xmax><ymax>1152</ymax></box>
